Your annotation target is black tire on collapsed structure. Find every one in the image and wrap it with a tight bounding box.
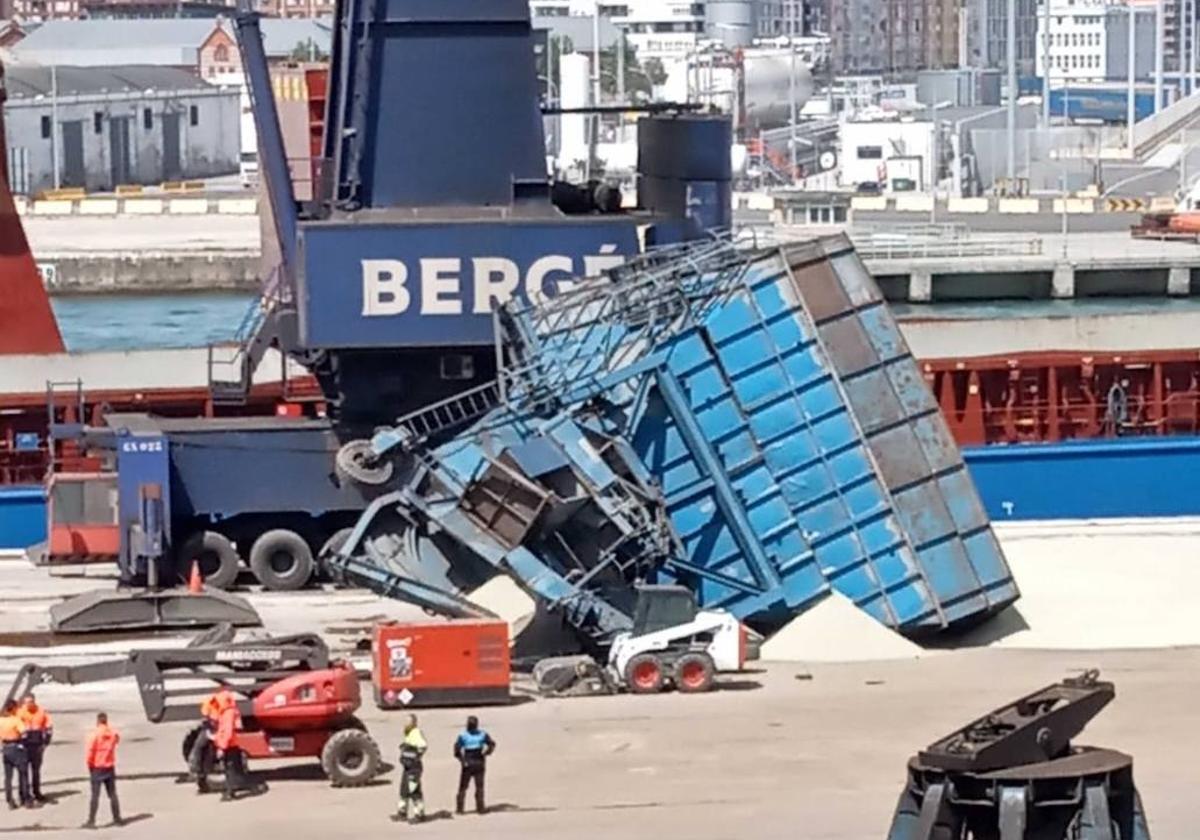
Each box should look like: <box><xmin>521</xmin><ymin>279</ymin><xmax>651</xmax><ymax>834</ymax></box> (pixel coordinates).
<box><xmin>248</xmin><ymin>528</ymin><xmax>315</xmax><ymax>591</ymax></box>
<box><xmin>674</xmin><ymin>652</ymin><xmax>716</xmax><ymax>693</ymax></box>
<box><xmin>624</xmin><ymin>653</ymin><xmax>666</xmax><ymax>694</ymax></box>
<box><xmin>320</xmin><ymin>727</ymin><xmax>381</xmax><ymax>787</ymax></box>
<box><xmin>317</xmin><ymin>527</ymin><xmax>355</xmax><ymax>582</ymax></box>
<box><xmin>177</xmin><ymin>531</ymin><xmax>241</xmax><ymax>590</ymax></box>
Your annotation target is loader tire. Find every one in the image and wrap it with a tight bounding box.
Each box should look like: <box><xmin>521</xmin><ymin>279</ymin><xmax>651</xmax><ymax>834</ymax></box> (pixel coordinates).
<box><xmin>674</xmin><ymin>652</ymin><xmax>716</xmax><ymax>693</ymax></box>
<box><xmin>249</xmin><ymin>529</ymin><xmax>314</xmax><ymax>591</ymax></box>
<box><xmin>321</xmin><ymin>727</ymin><xmax>381</xmax><ymax>788</ymax></box>
<box><xmin>177</xmin><ymin>531</ymin><xmax>240</xmax><ymax>590</ymax></box>
<box><xmin>624</xmin><ymin>653</ymin><xmax>666</xmax><ymax>694</ymax></box>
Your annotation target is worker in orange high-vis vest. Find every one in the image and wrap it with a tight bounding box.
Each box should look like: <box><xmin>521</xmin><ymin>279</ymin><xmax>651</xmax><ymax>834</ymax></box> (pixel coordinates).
<box><xmin>188</xmin><ymin>687</ymin><xmax>230</xmax><ymax>794</ymax></box>
<box><xmin>0</xmin><ymin>700</ymin><xmax>31</xmax><ymax>810</ymax></box>
<box><xmin>213</xmin><ymin>691</ymin><xmax>261</xmax><ymax>802</ymax></box>
<box><xmin>18</xmin><ymin>693</ymin><xmax>52</xmax><ymax>804</ymax></box>
<box><xmin>82</xmin><ymin>712</ymin><xmax>122</xmax><ymax>829</ymax></box>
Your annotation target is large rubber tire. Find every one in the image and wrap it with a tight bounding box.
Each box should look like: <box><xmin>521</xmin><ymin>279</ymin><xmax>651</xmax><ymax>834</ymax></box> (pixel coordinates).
<box><xmin>181</xmin><ymin>725</ymin><xmax>203</xmax><ymax>763</ymax></box>
<box><xmin>674</xmin><ymin>652</ymin><xmax>716</xmax><ymax>693</ymax></box>
<box><xmin>624</xmin><ymin>653</ymin><xmax>666</xmax><ymax>695</ymax></box>
<box><xmin>177</xmin><ymin>531</ymin><xmax>240</xmax><ymax>590</ymax></box>
<box><xmin>249</xmin><ymin>528</ymin><xmax>315</xmax><ymax>591</ymax></box>
<box><xmin>336</xmin><ymin>439</ymin><xmax>394</xmax><ymax>486</ymax></box>
<box><xmin>320</xmin><ymin>727</ymin><xmax>381</xmax><ymax>788</ymax></box>
<box><xmin>317</xmin><ymin>527</ymin><xmax>355</xmax><ymax>583</ymax></box>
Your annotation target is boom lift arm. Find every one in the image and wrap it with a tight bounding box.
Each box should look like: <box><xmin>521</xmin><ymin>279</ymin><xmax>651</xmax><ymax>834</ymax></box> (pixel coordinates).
<box><xmin>5</xmin><ymin>630</ymin><xmax>331</xmax><ymax>722</ymax></box>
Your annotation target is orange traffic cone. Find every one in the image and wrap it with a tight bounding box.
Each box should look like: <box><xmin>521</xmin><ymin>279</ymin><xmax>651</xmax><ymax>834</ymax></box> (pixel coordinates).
<box><xmin>188</xmin><ymin>561</ymin><xmax>203</xmax><ymax>594</ymax></box>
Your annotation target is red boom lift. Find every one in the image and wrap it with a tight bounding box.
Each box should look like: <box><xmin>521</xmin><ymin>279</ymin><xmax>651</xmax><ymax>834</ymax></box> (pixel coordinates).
<box><xmin>4</xmin><ymin>627</ymin><xmax>381</xmax><ymax>786</ymax></box>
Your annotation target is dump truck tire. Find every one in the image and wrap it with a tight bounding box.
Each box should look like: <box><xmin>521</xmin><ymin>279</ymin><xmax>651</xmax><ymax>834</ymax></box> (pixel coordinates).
<box><xmin>674</xmin><ymin>652</ymin><xmax>715</xmax><ymax>693</ymax></box>
<box><xmin>321</xmin><ymin>727</ymin><xmax>381</xmax><ymax>787</ymax></box>
<box><xmin>624</xmin><ymin>653</ymin><xmax>665</xmax><ymax>694</ymax></box>
<box><xmin>249</xmin><ymin>529</ymin><xmax>314</xmax><ymax>591</ymax></box>
<box><xmin>178</xmin><ymin>531</ymin><xmax>240</xmax><ymax>590</ymax></box>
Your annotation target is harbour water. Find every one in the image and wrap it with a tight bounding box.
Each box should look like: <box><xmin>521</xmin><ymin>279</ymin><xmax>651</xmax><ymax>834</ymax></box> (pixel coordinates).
<box><xmin>50</xmin><ymin>291</ymin><xmax>1200</xmax><ymax>353</ymax></box>
<box><xmin>51</xmin><ymin>292</ymin><xmax>255</xmax><ymax>352</ymax></box>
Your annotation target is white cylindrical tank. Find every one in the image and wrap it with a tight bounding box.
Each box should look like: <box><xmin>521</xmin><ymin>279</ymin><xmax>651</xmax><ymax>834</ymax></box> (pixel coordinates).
<box><xmin>742</xmin><ymin>48</ymin><xmax>814</xmax><ymax>132</ymax></box>
<box><xmin>559</xmin><ymin>52</ymin><xmax>591</xmax><ymax>169</ymax></box>
<box><xmin>707</xmin><ymin>0</ymin><xmax>754</xmax><ymax>48</ymax></box>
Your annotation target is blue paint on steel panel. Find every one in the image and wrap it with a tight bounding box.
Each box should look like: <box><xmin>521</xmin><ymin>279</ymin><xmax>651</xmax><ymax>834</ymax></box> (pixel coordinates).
<box><xmin>297</xmin><ymin>221</ymin><xmax>641</xmax><ymax>349</ymax></box>
<box><xmin>910</xmin><ymin>414</ymin><xmax>964</xmax><ymax>474</ymax></box>
<box><xmin>959</xmin><ymin>531</ymin><xmax>1012</xmax><ymax>587</ymax></box>
<box><xmin>855</xmin><ymin>302</ymin><xmax>907</xmax><ymax>361</ymax></box>
<box><xmin>889</xmin><ymin>484</ymin><xmax>956</xmax><ymax>548</ymax></box>
<box><xmin>0</xmin><ymin>486</ymin><xmax>46</xmax><ymax>549</ymax></box>
<box><xmin>935</xmin><ymin>471</ymin><xmax>990</xmax><ymax>534</ymax></box>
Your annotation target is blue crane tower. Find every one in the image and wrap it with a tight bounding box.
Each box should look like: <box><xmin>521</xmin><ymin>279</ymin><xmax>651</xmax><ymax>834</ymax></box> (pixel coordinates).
<box><xmin>45</xmin><ymin>0</ymin><xmax>735</xmax><ymax>631</ymax></box>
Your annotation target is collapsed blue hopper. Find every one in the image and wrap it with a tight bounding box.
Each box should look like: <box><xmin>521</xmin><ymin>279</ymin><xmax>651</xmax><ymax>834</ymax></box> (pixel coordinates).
<box><xmin>334</xmin><ymin>234</ymin><xmax>1018</xmax><ymax>645</ymax></box>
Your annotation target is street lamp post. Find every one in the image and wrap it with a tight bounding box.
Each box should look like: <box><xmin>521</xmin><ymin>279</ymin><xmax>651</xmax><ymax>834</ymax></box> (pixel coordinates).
<box><xmin>51</xmin><ymin>65</ymin><xmax>60</xmax><ymax>190</ymax></box>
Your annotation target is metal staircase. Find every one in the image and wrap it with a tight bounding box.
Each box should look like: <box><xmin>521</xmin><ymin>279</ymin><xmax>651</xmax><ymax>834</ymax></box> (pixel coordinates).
<box><xmin>207</xmin><ymin>265</ymin><xmax>288</xmax><ymax>406</ymax></box>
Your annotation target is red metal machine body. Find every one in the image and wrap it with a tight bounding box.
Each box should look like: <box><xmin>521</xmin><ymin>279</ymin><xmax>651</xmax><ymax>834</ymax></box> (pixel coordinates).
<box><xmin>0</xmin><ymin>62</ymin><xmax>65</xmax><ymax>356</ymax></box>
<box><xmin>250</xmin><ymin>663</ymin><xmax>362</xmax><ymax>733</ymax></box>
<box><xmin>923</xmin><ymin>350</ymin><xmax>1200</xmax><ymax>446</ymax></box>
<box><xmin>373</xmin><ymin>619</ymin><xmax>511</xmax><ymax>709</ymax></box>
<box><xmin>239</xmin><ymin>663</ymin><xmax>362</xmax><ymax>761</ymax></box>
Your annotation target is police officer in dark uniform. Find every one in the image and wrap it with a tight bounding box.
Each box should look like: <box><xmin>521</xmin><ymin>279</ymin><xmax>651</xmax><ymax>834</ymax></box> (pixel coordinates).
<box><xmin>453</xmin><ymin>716</ymin><xmax>495</xmax><ymax>815</ymax></box>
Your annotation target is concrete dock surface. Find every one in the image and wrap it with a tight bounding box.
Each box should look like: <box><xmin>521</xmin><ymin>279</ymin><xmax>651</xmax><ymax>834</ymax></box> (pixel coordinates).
<box><xmin>1</xmin><ymin>514</ymin><xmax>1199</xmax><ymax>838</ymax></box>
<box><xmin>0</xmin><ymin>648</ymin><xmax>1193</xmax><ymax>839</ymax></box>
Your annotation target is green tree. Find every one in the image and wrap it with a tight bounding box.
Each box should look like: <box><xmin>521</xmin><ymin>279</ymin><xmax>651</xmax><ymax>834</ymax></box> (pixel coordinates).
<box><xmin>599</xmin><ymin>39</ymin><xmax>663</xmax><ymax>102</ymax></box>
<box><xmin>288</xmin><ymin>39</ymin><xmax>328</xmax><ymax>62</ymax></box>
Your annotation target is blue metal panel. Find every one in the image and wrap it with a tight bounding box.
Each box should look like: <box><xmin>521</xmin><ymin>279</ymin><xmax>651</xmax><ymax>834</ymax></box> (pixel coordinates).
<box><xmin>964</xmin><ymin>436</ymin><xmax>1200</xmax><ymax>521</ymax></box>
<box><xmin>165</xmin><ymin>424</ymin><xmax>370</xmax><ymax>519</ymax></box>
<box><xmin>0</xmin><ymin>486</ymin><xmax>46</xmax><ymax>549</ymax></box>
<box><xmin>115</xmin><ymin>430</ymin><xmax>170</xmax><ymax>572</ymax></box>
<box><xmin>296</xmin><ymin>220</ymin><xmax>642</xmax><ymax>348</ymax></box>
<box><xmin>504</xmin><ymin>237</ymin><xmax>1017</xmax><ymax>632</ymax></box>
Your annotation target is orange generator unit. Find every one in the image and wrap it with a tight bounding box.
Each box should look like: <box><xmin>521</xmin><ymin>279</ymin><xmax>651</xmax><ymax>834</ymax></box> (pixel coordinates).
<box><xmin>372</xmin><ymin>619</ymin><xmax>511</xmax><ymax>708</ymax></box>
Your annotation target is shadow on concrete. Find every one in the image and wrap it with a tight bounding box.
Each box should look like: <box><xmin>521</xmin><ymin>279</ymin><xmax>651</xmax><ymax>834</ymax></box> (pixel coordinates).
<box><xmin>921</xmin><ymin>606</ymin><xmax>1032</xmax><ymax>650</ymax></box>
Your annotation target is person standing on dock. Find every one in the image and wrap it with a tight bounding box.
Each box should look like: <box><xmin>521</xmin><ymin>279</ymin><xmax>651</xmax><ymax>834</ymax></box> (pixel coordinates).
<box><xmin>395</xmin><ymin>715</ymin><xmax>427</xmax><ymax>824</ymax></box>
<box><xmin>0</xmin><ymin>700</ymin><xmax>31</xmax><ymax>810</ymax></box>
<box><xmin>18</xmin><ymin>694</ymin><xmax>51</xmax><ymax>804</ymax></box>
<box><xmin>82</xmin><ymin>712</ymin><xmax>122</xmax><ymax>829</ymax></box>
<box><xmin>453</xmin><ymin>716</ymin><xmax>495</xmax><ymax>815</ymax></box>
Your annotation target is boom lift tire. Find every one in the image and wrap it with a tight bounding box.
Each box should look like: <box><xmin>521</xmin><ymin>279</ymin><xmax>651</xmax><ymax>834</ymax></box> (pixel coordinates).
<box><xmin>674</xmin><ymin>652</ymin><xmax>715</xmax><ymax>693</ymax></box>
<box><xmin>320</xmin><ymin>727</ymin><xmax>381</xmax><ymax>787</ymax></box>
<box><xmin>178</xmin><ymin>531</ymin><xmax>241</xmax><ymax>590</ymax></box>
<box><xmin>181</xmin><ymin>725</ymin><xmax>202</xmax><ymax>763</ymax></box>
<box><xmin>249</xmin><ymin>529</ymin><xmax>314</xmax><ymax>591</ymax></box>
<box><xmin>624</xmin><ymin>653</ymin><xmax>666</xmax><ymax>694</ymax></box>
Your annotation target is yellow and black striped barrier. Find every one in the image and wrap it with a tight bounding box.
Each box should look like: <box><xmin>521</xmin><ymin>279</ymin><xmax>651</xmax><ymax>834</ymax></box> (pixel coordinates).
<box><xmin>1104</xmin><ymin>197</ymin><xmax>1147</xmax><ymax>213</ymax></box>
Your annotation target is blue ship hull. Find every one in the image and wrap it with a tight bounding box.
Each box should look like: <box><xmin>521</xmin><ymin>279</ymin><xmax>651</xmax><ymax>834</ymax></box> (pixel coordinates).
<box><xmin>7</xmin><ymin>435</ymin><xmax>1197</xmax><ymax>550</ymax></box>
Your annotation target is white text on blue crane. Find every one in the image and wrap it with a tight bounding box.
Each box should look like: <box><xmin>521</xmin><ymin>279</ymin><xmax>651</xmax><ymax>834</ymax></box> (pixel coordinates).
<box><xmin>360</xmin><ymin>245</ymin><xmax>627</xmax><ymax>316</ymax></box>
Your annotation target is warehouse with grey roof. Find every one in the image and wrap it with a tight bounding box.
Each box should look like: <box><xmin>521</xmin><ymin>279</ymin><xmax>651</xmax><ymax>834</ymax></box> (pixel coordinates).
<box><xmin>4</xmin><ymin>65</ymin><xmax>239</xmax><ymax>194</ymax></box>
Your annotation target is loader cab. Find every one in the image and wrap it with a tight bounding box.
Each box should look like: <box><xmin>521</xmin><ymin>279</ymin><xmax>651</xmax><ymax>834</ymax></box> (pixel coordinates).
<box><xmin>631</xmin><ymin>585</ymin><xmax>698</xmax><ymax>636</ymax></box>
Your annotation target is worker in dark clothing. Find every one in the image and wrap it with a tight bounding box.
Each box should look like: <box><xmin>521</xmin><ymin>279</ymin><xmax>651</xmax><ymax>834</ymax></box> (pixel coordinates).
<box><xmin>83</xmin><ymin>712</ymin><xmax>122</xmax><ymax>829</ymax></box>
<box><xmin>18</xmin><ymin>693</ymin><xmax>52</xmax><ymax>804</ymax></box>
<box><xmin>453</xmin><ymin>716</ymin><xmax>495</xmax><ymax>815</ymax></box>
<box><xmin>395</xmin><ymin>715</ymin><xmax>427</xmax><ymax>824</ymax></box>
<box><xmin>0</xmin><ymin>700</ymin><xmax>31</xmax><ymax>810</ymax></box>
